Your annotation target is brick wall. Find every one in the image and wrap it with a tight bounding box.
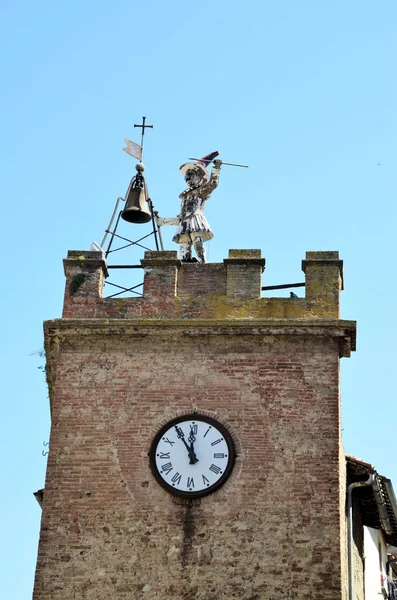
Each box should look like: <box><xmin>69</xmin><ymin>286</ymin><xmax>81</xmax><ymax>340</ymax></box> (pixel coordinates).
<box><xmin>33</xmin><ymin>249</ymin><xmax>355</xmax><ymax>600</ymax></box>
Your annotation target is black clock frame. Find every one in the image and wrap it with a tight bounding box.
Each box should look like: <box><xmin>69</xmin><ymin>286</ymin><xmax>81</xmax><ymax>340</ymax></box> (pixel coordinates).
<box><xmin>149</xmin><ymin>414</ymin><xmax>236</xmax><ymax>498</ymax></box>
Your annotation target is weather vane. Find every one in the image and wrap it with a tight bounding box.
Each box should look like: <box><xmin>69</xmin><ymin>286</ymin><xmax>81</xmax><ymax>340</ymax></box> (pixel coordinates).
<box><xmin>123</xmin><ymin>116</ymin><xmax>153</xmax><ymax>162</ymax></box>
<box><xmin>118</xmin><ymin>117</ymin><xmax>155</xmax><ymax>225</ymax></box>
<box><xmin>156</xmin><ymin>151</ymin><xmax>248</xmax><ymax>263</ymax></box>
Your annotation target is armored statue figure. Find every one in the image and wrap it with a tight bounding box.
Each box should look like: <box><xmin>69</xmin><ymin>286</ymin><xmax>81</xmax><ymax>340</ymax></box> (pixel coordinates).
<box><xmin>157</xmin><ymin>152</ymin><xmax>222</xmax><ymax>262</ymax></box>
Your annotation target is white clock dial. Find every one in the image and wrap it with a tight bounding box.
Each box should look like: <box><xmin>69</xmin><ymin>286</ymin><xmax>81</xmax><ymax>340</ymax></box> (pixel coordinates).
<box><xmin>149</xmin><ymin>415</ymin><xmax>235</xmax><ymax>497</ymax></box>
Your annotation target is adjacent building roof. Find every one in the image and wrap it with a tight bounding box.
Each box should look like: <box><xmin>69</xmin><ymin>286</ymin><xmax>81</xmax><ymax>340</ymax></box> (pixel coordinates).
<box><xmin>347</xmin><ymin>455</ymin><xmax>397</xmax><ymax>547</ymax></box>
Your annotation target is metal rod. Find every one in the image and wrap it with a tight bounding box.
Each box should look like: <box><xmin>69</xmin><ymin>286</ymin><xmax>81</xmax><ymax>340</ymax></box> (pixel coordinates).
<box><xmin>101</xmin><ymin>197</ymin><xmax>124</xmax><ymax>248</ymax></box>
<box><xmin>116</xmin><ymin>240</ymin><xmax>151</xmax><ymax>252</ymax></box>
<box><xmin>157</xmin><ymin>222</ymin><xmax>165</xmax><ymax>251</ymax></box>
<box><xmin>107</xmin><ymin>290</ymin><xmax>143</xmax><ymax>299</ymax></box>
<box><xmin>139</xmin><ymin>116</ymin><xmax>146</xmax><ymax>150</ymax></box>
<box><xmin>107</xmin><ymin>265</ymin><xmax>143</xmax><ymax>269</ymax></box>
<box><xmin>106</xmin><ymin>281</ymin><xmax>143</xmax><ymax>291</ymax></box>
<box><xmin>150</xmin><ymin>202</ymin><xmax>164</xmax><ymax>251</ymax></box>
<box><xmin>107</xmin><ymin>240</ymin><xmax>152</xmax><ymax>254</ymax></box>
<box><xmin>105</xmin><ymin>211</ymin><xmax>123</xmax><ymax>257</ymax></box>
<box><xmin>188</xmin><ymin>158</ymin><xmax>248</xmax><ymax>168</ymax></box>
<box><xmin>105</xmin><ymin>280</ymin><xmax>143</xmax><ymax>299</ymax></box>
<box><xmin>147</xmin><ymin>198</ymin><xmax>160</xmax><ymax>251</ymax></box>
<box><xmin>106</xmin><ymin>230</ymin><xmax>153</xmax><ymax>254</ymax></box>
<box><xmin>109</xmin><ymin>231</ymin><xmax>154</xmax><ymax>245</ymax></box>
<box><xmin>261</xmin><ymin>282</ymin><xmax>305</xmax><ymax>291</ymax></box>
<box><xmin>134</xmin><ymin>116</ymin><xmax>153</xmax><ymax>159</ymax></box>
<box><xmin>221</xmin><ymin>161</ymin><xmax>248</xmax><ymax>168</ymax></box>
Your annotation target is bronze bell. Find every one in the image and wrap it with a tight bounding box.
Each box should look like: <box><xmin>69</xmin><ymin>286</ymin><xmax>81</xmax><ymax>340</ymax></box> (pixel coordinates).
<box><xmin>121</xmin><ymin>163</ymin><xmax>152</xmax><ymax>224</ymax></box>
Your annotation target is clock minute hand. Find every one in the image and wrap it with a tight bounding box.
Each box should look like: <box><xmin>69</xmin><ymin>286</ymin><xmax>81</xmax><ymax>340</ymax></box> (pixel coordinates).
<box><xmin>188</xmin><ymin>428</ymin><xmax>196</xmax><ymax>447</ymax></box>
<box><xmin>175</xmin><ymin>426</ymin><xmax>199</xmax><ymax>465</ymax></box>
<box><xmin>188</xmin><ymin>427</ymin><xmax>198</xmax><ymax>460</ymax></box>
<box><xmin>175</xmin><ymin>426</ymin><xmax>191</xmax><ymax>452</ymax></box>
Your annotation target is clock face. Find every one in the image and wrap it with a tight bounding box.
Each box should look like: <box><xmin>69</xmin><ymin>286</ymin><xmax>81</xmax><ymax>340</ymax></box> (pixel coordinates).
<box><xmin>149</xmin><ymin>414</ymin><xmax>235</xmax><ymax>498</ymax></box>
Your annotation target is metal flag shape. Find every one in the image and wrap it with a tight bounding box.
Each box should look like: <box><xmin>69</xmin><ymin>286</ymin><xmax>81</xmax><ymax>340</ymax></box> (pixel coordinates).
<box><xmin>123</xmin><ymin>138</ymin><xmax>142</xmax><ymax>160</ymax></box>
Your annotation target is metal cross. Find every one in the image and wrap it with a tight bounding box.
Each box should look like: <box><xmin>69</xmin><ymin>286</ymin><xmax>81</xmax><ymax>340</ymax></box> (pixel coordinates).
<box><xmin>134</xmin><ymin>116</ymin><xmax>153</xmax><ymax>156</ymax></box>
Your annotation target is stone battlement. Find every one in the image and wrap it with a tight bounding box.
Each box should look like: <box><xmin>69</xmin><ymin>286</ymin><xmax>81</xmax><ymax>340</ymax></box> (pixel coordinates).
<box><xmin>62</xmin><ymin>248</ymin><xmax>345</xmax><ymax>322</ymax></box>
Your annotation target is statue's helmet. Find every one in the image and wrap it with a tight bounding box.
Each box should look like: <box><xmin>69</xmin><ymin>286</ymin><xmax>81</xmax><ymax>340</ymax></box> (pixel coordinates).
<box><xmin>179</xmin><ymin>150</ymin><xmax>220</xmax><ymax>183</ymax></box>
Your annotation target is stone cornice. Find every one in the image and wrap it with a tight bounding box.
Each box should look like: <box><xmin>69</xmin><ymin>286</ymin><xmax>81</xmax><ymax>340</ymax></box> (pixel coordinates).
<box><xmin>44</xmin><ymin>317</ymin><xmax>356</xmax><ymax>354</ymax></box>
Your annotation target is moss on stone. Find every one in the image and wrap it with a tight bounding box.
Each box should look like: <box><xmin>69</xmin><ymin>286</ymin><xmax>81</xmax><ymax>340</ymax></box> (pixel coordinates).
<box><xmin>69</xmin><ymin>273</ymin><xmax>87</xmax><ymax>295</ymax></box>
<box><xmin>228</xmin><ymin>249</ymin><xmax>262</xmax><ymax>259</ymax></box>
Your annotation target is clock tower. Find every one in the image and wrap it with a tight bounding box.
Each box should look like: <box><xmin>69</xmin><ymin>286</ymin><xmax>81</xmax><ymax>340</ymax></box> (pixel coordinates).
<box><xmin>33</xmin><ymin>248</ymin><xmax>355</xmax><ymax>599</ymax></box>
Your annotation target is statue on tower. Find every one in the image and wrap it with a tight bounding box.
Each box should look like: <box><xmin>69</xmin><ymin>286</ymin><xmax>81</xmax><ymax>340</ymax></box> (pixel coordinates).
<box><xmin>156</xmin><ymin>151</ymin><xmax>222</xmax><ymax>263</ymax></box>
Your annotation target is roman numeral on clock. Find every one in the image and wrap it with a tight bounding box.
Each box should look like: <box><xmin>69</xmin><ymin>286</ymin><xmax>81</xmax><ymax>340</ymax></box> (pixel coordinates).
<box><xmin>161</xmin><ymin>462</ymin><xmax>173</xmax><ymax>475</ymax></box>
<box><xmin>202</xmin><ymin>474</ymin><xmax>210</xmax><ymax>485</ymax></box>
<box><xmin>171</xmin><ymin>472</ymin><xmax>182</xmax><ymax>485</ymax></box>
<box><xmin>187</xmin><ymin>477</ymin><xmax>194</xmax><ymax>488</ymax></box>
<box><xmin>214</xmin><ymin>453</ymin><xmax>225</xmax><ymax>459</ymax></box>
<box><xmin>209</xmin><ymin>464</ymin><xmax>222</xmax><ymax>475</ymax></box>
<box><xmin>211</xmin><ymin>439</ymin><xmax>222</xmax><ymax>446</ymax></box>
<box><xmin>163</xmin><ymin>438</ymin><xmax>175</xmax><ymax>446</ymax></box>
<box><xmin>159</xmin><ymin>452</ymin><xmax>170</xmax><ymax>459</ymax></box>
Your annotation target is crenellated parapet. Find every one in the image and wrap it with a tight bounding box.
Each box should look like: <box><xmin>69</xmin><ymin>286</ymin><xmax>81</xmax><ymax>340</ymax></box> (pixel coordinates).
<box><xmin>62</xmin><ymin>249</ymin><xmax>343</xmax><ymax>316</ymax></box>
<box><xmin>57</xmin><ymin>248</ymin><xmax>355</xmax><ymax>359</ymax></box>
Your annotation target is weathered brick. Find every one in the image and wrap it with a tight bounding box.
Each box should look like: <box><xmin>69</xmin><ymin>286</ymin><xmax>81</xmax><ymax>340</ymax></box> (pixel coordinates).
<box><xmin>33</xmin><ymin>249</ymin><xmax>356</xmax><ymax>600</ymax></box>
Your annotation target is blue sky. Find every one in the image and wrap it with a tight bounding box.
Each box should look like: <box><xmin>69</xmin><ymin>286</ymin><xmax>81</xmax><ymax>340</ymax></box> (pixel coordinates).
<box><xmin>1</xmin><ymin>1</ymin><xmax>396</xmax><ymax>597</ymax></box>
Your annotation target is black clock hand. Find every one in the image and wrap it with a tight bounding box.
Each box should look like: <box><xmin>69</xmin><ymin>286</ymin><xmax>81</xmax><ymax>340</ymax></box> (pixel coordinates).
<box><xmin>175</xmin><ymin>427</ymin><xmax>198</xmax><ymax>464</ymax></box>
<box><xmin>188</xmin><ymin>426</ymin><xmax>197</xmax><ymax>458</ymax></box>
<box><xmin>175</xmin><ymin>426</ymin><xmax>191</xmax><ymax>453</ymax></box>
<box><xmin>175</xmin><ymin>426</ymin><xmax>199</xmax><ymax>464</ymax></box>
<box><xmin>188</xmin><ymin>439</ymin><xmax>198</xmax><ymax>465</ymax></box>
<box><xmin>188</xmin><ymin>427</ymin><xmax>196</xmax><ymax>447</ymax></box>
